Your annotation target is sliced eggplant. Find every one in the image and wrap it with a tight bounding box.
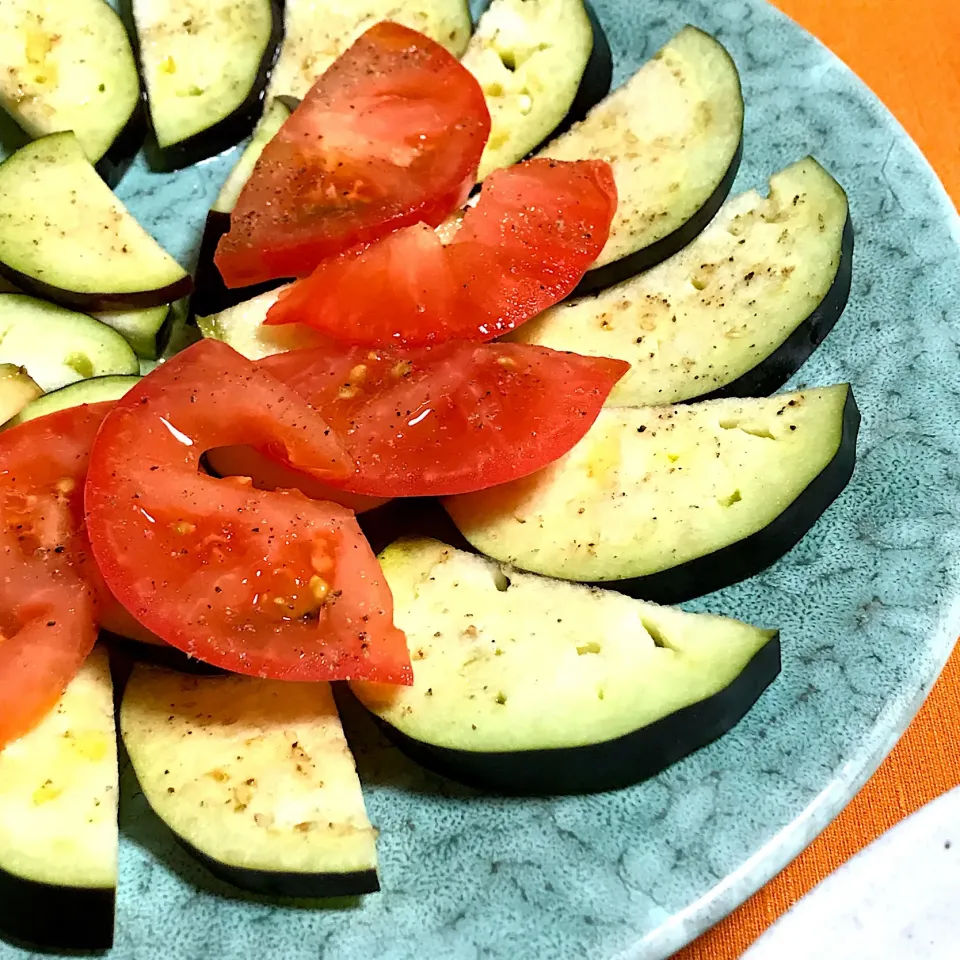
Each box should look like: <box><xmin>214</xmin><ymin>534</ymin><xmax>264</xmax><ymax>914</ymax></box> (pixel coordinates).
<box><xmin>0</xmin><ymin>647</ymin><xmax>118</xmax><ymax>950</ymax></box>
<box><xmin>445</xmin><ymin>385</ymin><xmax>859</xmax><ymax>603</ymax></box>
<box><xmin>0</xmin><ymin>364</ymin><xmax>42</xmax><ymax>425</ymax></box>
<box><xmin>196</xmin><ymin>285</ymin><xmax>325</xmax><ymax>359</ymax></box>
<box><xmin>192</xmin><ymin>98</ymin><xmax>293</xmax><ymax>319</ymax></box>
<box><xmin>537</xmin><ymin>25</ymin><xmax>743</xmax><ymax>293</ymax></box>
<box><xmin>0</xmin><ymin>0</ymin><xmax>144</xmax><ymax>186</ymax></box>
<box><xmin>0</xmin><ymin>133</ymin><xmax>192</xmax><ymax>310</ymax></box>
<box><xmin>462</xmin><ymin>0</ymin><xmax>611</xmax><ymax>179</ymax></box>
<box><xmin>351</xmin><ymin>539</ymin><xmax>779</xmax><ymax>795</ymax></box>
<box><xmin>265</xmin><ymin>0</ymin><xmax>472</xmax><ymax>103</ymax></box>
<box><xmin>121</xmin><ymin>666</ymin><xmax>380</xmax><ymax>897</ymax></box>
<box><xmin>512</xmin><ymin>158</ymin><xmax>853</xmax><ymax>405</ymax></box>
<box><xmin>6</xmin><ymin>374</ymin><xmax>140</xmax><ymax>427</ymax></box>
<box><xmin>93</xmin><ymin>303</ymin><xmax>172</xmax><ymax>360</ymax></box>
<box><xmin>0</xmin><ymin>293</ymin><xmax>139</xmax><ymax>393</ymax></box>
<box><xmin>132</xmin><ymin>0</ymin><xmax>284</xmax><ymax>169</ymax></box>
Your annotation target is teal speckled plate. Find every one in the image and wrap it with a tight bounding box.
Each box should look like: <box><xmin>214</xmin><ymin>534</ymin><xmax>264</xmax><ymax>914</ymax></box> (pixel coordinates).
<box><xmin>3</xmin><ymin>1</ymin><xmax>960</xmax><ymax>958</ymax></box>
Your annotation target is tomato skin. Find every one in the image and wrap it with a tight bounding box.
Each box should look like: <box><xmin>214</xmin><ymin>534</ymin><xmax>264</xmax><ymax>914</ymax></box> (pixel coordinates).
<box><xmin>264</xmin><ymin>158</ymin><xmax>617</xmax><ymax>346</ymax></box>
<box><xmin>85</xmin><ymin>340</ymin><xmax>411</xmax><ymax>685</ymax></box>
<box><xmin>259</xmin><ymin>340</ymin><xmax>629</xmax><ymax>497</ymax></box>
<box><xmin>215</xmin><ymin>22</ymin><xmax>491</xmax><ymax>288</ymax></box>
<box><xmin>0</xmin><ymin>404</ymin><xmax>111</xmax><ymax>748</ymax></box>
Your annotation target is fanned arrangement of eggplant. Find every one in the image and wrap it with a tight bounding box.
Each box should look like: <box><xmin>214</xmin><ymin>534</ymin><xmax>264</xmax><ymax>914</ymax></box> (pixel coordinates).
<box><xmin>445</xmin><ymin>386</ymin><xmax>860</xmax><ymax>602</ymax></box>
<box><xmin>0</xmin><ymin>2</ymin><xmax>866</xmax><ymax>951</ymax></box>
<box><xmin>538</xmin><ymin>25</ymin><xmax>744</xmax><ymax>292</ymax></box>
<box><xmin>512</xmin><ymin>158</ymin><xmax>853</xmax><ymax>404</ymax></box>
<box><xmin>0</xmin><ymin>0</ymin><xmax>144</xmax><ymax>186</ymax></box>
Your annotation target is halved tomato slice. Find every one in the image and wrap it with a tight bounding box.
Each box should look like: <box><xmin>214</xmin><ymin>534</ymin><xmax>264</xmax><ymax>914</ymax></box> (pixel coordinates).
<box><xmin>84</xmin><ymin>340</ymin><xmax>411</xmax><ymax>684</ymax></box>
<box><xmin>264</xmin><ymin>158</ymin><xmax>617</xmax><ymax>346</ymax></box>
<box><xmin>259</xmin><ymin>340</ymin><xmax>629</xmax><ymax>497</ymax></box>
<box><xmin>215</xmin><ymin>22</ymin><xmax>491</xmax><ymax>288</ymax></box>
<box><xmin>0</xmin><ymin>404</ymin><xmax>109</xmax><ymax>747</ymax></box>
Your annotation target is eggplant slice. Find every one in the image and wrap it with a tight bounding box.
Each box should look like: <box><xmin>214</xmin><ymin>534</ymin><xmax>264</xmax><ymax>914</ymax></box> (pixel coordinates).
<box><xmin>0</xmin><ymin>133</ymin><xmax>191</xmax><ymax>310</ymax></box>
<box><xmin>196</xmin><ymin>284</ymin><xmax>325</xmax><ymax>358</ymax></box>
<box><xmin>538</xmin><ymin>25</ymin><xmax>743</xmax><ymax>292</ymax></box>
<box><xmin>265</xmin><ymin>0</ymin><xmax>472</xmax><ymax>103</ymax></box>
<box><xmin>0</xmin><ymin>364</ymin><xmax>41</xmax><ymax>426</ymax></box>
<box><xmin>0</xmin><ymin>293</ymin><xmax>139</xmax><ymax>393</ymax></box>
<box><xmin>351</xmin><ymin>539</ymin><xmax>779</xmax><ymax>795</ymax></box>
<box><xmin>121</xmin><ymin>666</ymin><xmax>380</xmax><ymax>898</ymax></box>
<box><xmin>0</xmin><ymin>648</ymin><xmax>118</xmax><ymax>951</ymax></box>
<box><xmin>462</xmin><ymin>0</ymin><xmax>612</xmax><ymax>179</ymax></box>
<box><xmin>132</xmin><ymin>0</ymin><xmax>284</xmax><ymax>169</ymax></box>
<box><xmin>0</xmin><ymin>0</ymin><xmax>144</xmax><ymax>186</ymax></box>
<box><xmin>191</xmin><ymin>98</ymin><xmax>293</xmax><ymax>319</ymax></box>
<box><xmin>445</xmin><ymin>385</ymin><xmax>860</xmax><ymax>603</ymax></box>
<box><xmin>512</xmin><ymin>158</ymin><xmax>852</xmax><ymax>405</ymax></box>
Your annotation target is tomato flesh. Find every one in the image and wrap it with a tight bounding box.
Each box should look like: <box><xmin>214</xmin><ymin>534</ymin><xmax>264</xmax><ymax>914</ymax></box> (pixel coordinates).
<box><xmin>0</xmin><ymin>404</ymin><xmax>111</xmax><ymax>748</ymax></box>
<box><xmin>215</xmin><ymin>22</ymin><xmax>490</xmax><ymax>288</ymax></box>
<box><xmin>264</xmin><ymin>158</ymin><xmax>617</xmax><ymax>346</ymax></box>
<box><xmin>259</xmin><ymin>341</ymin><xmax>629</xmax><ymax>497</ymax></box>
<box><xmin>84</xmin><ymin>340</ymin><xmax>411</xmax><ymax>684</ymax></box>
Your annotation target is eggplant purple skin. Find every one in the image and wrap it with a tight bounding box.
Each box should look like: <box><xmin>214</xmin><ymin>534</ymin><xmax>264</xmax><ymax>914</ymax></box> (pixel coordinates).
<box><xmin>0</xmin><ymin>870</ymin><xmax>115</xmax><ymax>951</ymax></box>
<box><xmin>94</xmin><ymin>90</ymin><xmax>148</xmax><ymax>188</ymax></box>
<box><xmin>574</xmin><ymin>135</ymin><xmax>744</xmax><ymax>295</ymax></box>
<box><xmin>691</xmin><ymin>217</ymin><xmax>855</xmax><ymax>404</ymax></box>
<box><xmin>0</xmin><ymin>261</ymin><xmax>193</xmax><ymax>312</ymax></box>
<box><xmin>190</xmin><ymin>211</ymin><xmax>289</xmax><ymax>320</ymax></box>
<box><xmin>180</xmin><ymin>839</ymin><xmax>380</xmax><ymax>898</ymax></box>
<box><xmin>135</xmin><ymin>0</ymin><xmax>285</xmax><ymax>172</ymax></box>
<box><xmin>366</xmin><ymin>633</ymin><xmax>780</xmax><ymax>796</ymax></box>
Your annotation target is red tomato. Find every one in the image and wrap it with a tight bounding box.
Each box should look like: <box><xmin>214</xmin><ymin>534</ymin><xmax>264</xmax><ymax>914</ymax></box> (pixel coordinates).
<box><xmin>84</xmin><ymin>340</ymin><xmax>412</xmax><ymax>685</ymax></box>
<box><xmin>215</xmin><ymin>22</ymin><xmax>490</xmax><ymax>288</ymax></box>
<box><xmin>264</xmin><ymin>158</ymin><xmax>617</xmax><ymax>346</ymax></box>
<box><xmin>204</xmin><ymin>444</ymin><xmax>387</xmax><ymax>514</ymax></box>
<box><xmin>259</xmin><ymin>340</ymin><xmax>629</xmax><ymax>497</ymax></box>
<box><xmin>0</xmin><ymin>404</ymin><xmax>109</xmax><ymax>748</ymax></box>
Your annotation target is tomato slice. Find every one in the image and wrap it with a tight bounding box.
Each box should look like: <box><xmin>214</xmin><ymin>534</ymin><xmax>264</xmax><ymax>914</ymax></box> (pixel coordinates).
<box><xmin>215</xmin><ymin>22</ymin><xmax>490</xmax><ymax>288</ymax></box>
<box><xmin>84</xmin><ymin>340</ymin><xmax>412</xmax><ymax>684</ymax></box>
<box><xmin>264</xmin><ymin>158</ymin><xmax>617</xmax><ymax>347</ymax></box>
<box><xmin>0</xmin><ymin>404</ymin><xmax>110</xmax><ymax>748</ymax></box>
<box><xmin>259</xmin><ymin>340</ymin><xmax>629</xmax><ymax>497</ymax></box>
<box><xmin>204</xmin><ymin>444</ymin><xmax>387</xmax><ymax>514</ymax></box>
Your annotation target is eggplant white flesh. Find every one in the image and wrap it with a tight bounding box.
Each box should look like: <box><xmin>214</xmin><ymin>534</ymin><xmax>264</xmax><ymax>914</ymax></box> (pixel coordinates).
<box><xmin>537</xmin><ymin>25</ymin><xmax>744</xmax><ymax>292</ymax></box>
<box><xmin>512</xmin><ymin>158</ymin><xmax>853</xmax><ymax>405</ymax></box>
<box><xmin>121</xmin><ymin>666</ymin><xmax>380</xmax><ymax>897</ymax></box>
<box><xmin>445</xmin><ymin>385</ymin><xmax>859</xmax><ymax>602</ymax></box>
<box><xmin>351</xmin><ymin>539</ymin><xmax>779</xmax><ymax>795</ymax></box>
<box><xmin>0</xmin><ymin>648</ymin><xmax>118</xmax><ymax>950</ymax></box>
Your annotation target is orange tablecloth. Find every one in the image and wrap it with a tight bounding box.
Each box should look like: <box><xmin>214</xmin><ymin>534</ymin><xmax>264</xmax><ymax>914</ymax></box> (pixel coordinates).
<box><xmin>677</xmin><ymin>1</ymin><xmax>960</xmax><ymax>956</ymax></box>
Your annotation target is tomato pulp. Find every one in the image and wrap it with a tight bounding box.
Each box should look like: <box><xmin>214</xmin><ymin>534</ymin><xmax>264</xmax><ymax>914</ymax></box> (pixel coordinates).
<box><xmin>264</xmin><ymin>158</ymin><xmax>617</xmax><ymax>346</ymax></box>
<box><xmin>259</xmin><ymin>340</ymin><xmax>630</xmax><ymax>497</ymax></box>
<box><xmin>0</xmin><ymin>404</ymin><xmax>110</xmax><ymax>748</ymax></box>
<box><xmin>215</xmin><ymin>22</ymin><xmax>491</xmax><ymax>288</ymax></box>
<box><xmin>84</xmin><ymin>340</ymin><xmax>412</xmax><ymax>684</ymax></box>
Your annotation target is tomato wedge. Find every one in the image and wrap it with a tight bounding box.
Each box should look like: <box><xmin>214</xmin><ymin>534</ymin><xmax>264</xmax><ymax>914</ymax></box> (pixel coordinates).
<box><xmin>215</xmin><ymin>22</ymin><xmax>491</xmax><ymax>288</ymax></box>
<box><xmin>264</xmin><ymin>158</ymin><xmax>617</xmax><ymax>346</ymax></box>
<box><xmin>84</xmin><ymin>340</ymin><xmax>411</xmax><ymax>684</ymax></box>
<box><xmin>0</xmin><ymin>404</ymin><xmax>110</xmax><ymax>748</ymax></box>
<box><xmin>259</xmin><ymin>340</ymin><xmax>629</xmax><ymax>497</ymax></box>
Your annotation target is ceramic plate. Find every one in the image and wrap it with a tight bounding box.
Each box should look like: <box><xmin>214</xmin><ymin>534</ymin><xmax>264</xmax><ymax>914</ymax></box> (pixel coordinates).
<box><xmin>743</xmin><ymin>786</ymin><xmax>960</xmax><ymax>959</ymax></box>
<box><xmin>2</xmin><ymin>1</ymin><xmax>960</xmax><ymax>958</ymax></box>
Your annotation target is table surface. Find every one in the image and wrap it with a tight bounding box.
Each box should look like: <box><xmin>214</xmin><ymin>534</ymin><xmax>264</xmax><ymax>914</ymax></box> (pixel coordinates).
<box><xmin>676</xmin><ymin>0</ymin><xmax>960</xmax><ymax>956</ymax></box>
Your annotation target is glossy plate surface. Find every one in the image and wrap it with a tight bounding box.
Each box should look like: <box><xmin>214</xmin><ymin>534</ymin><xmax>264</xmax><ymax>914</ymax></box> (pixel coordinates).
<box><xmin>1</xmin><ymin>0</ymin><xmax>959</xmax><ymax>957</ymax></box>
